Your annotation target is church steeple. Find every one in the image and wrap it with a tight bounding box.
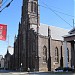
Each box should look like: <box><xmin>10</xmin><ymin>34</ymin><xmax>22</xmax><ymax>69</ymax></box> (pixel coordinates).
<box><xmin>22</xmin><ymin>0</ymin><xmax>40</xmax><ymax>31</ymax></box>
<box><xmin>14</xmin><ymin>35</ymin><xmax>17</xmax><ymax>42</ymax></box>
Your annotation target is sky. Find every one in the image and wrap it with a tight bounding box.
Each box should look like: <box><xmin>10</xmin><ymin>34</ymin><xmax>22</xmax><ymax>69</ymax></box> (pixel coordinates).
<box><xmin>0</xmin><ymin>0</ymin><xmax>74</xmax><ymax>56</ymax></box>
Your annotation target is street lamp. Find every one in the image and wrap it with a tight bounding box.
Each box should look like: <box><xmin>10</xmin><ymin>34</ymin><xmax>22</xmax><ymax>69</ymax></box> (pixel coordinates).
<box><xmin>20</xmin><ymin>63</ymin><xmax>22</xmax><ymax>72</ymax></box>
<box><xmin>28</xmin><ymin>67</ymin><xmax>30</xmax><ymax>72</ymax></box>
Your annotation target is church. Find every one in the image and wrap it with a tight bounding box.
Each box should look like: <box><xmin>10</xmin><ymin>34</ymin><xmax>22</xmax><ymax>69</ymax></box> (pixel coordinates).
<box><xmin>13</xmin><ymin>0</ymin><xmax>72</xmax><ymax>72</ymax></box>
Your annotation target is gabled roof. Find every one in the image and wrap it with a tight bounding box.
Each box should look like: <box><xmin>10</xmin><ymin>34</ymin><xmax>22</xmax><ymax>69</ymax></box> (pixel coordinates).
<box><xmin>39</xmin><ymin>24</ymin><xmax>69</xmax><ymax>41</ymax></box>
<box><xmin>49</xmin><ymin>25</ymin><xmax>69</xmax><ymax>41</ymax></box>
<box><xmin>31</xmin><ymin>23</ymin><xmax>69</xmax><ymax>41</ymax></box>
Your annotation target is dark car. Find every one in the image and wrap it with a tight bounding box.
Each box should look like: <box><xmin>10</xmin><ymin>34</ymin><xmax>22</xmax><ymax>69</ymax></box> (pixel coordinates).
<box><xmin>55</xmin><ymin>67</ymin><xmax>74</xmax><ymax>72</ymax></box>
<box><xmin>55</xmin><ymin>67</ymin><xmax>63</xmax><ymax>72</ymax></box>
<box><xmin>63</xmin><ymin>67</ymin><xmax>74</xmax><ymax>72</ymax></box>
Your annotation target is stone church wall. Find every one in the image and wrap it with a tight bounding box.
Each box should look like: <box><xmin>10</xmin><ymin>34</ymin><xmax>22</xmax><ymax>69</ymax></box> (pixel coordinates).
<box><xmin>51</xmin><ymin>39</ymin><xmax>71</xmax><ymax>71</ymax></box>
<box><xmin>37</xmin><ymin>35</ymin><xmax>71</xmax><ymax>72</ymax></box>
<box><xmin>38</xmin><ymin>35</ymin><xmax>48</xmax><ymax>71</ymax></box>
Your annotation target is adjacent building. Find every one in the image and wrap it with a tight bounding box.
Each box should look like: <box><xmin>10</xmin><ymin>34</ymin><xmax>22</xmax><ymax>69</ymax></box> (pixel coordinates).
<box><xmin>4</xmin><ymin>46</ymin><xmax>14</xmax><ymax>70</ymax></box>
<box><xmin>63</xmin><ymin>28</ymin><xmax>75</xmax><ymax>69</ymax></box>
<box><xmin>0</xmin><ymin>55</ymin><xmax>4</xmax><ymax>69</ymax></box>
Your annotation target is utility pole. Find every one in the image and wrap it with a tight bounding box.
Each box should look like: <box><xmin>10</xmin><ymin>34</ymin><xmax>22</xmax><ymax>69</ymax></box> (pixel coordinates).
<box><xmin>73</xmin><ymin>19</ymin><xmax>74</xmax><ymax>28</ymax></box>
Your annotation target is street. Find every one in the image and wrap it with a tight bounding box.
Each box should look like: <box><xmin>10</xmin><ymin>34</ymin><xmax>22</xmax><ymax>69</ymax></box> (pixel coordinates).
<box><xmin>0</xmin><ymin>71</ymin><xmax>75</xmax><ymax>75</ymax></box>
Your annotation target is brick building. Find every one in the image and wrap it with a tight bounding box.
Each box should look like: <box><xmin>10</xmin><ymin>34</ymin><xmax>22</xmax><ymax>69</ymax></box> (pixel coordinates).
<box><xmin>13</xmin><ymin>0</ymin><xmax>71</xmax><ymax>72</ymax></box>
<box><xmin>0</xmin><ymin>55</ymin><xmax>4</xmax><ymax>69</ymax></box>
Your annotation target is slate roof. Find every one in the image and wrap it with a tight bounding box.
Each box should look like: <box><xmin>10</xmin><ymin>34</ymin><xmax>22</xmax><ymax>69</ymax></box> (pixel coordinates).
<box><xmin>40</xmin><ymin>24</ymin><xmax>69</xmax><ymax>41</ymax></box>
<box><xmin>49</xmin><ymin>25</ymin><xmax>69</xmax><ymax>41</ymax></box>
<box><xmin>32</xmin><ymin>23</ymin><xmax>69</xmax><ymax>41</ymax></box>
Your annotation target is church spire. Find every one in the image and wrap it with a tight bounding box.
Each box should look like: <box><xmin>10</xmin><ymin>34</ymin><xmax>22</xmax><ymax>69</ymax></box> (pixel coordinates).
<box><xmin>22</xmin><ymin>0</ymin><xmax>40</xmax><ymax>31</ymax></box>
<box><xmin>14</xmin><ymin>35</ymin><xmax>17</xmax><ymax>42</ymax></box>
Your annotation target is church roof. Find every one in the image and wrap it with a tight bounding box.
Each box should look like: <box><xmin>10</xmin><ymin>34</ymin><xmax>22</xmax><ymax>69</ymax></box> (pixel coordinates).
<box><xmin>31</xmin><ymin>23</ymin><xmax>69</xmax><ymax>41</ymax></box>
<box><xmin>39</xmin><ymin>24</ymin><xmax>69</xmax><ymax>41</ymax></box>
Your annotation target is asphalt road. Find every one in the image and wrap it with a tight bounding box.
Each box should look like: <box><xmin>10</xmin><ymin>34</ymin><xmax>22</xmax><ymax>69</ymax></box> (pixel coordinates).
<box><xmin>0</xmin><ymin>70</ymin><xmax>75</xmax><ymax>75</ymax></box>
<box><xmin>0</xmin><ymin>72</ymin><xmax>75</xmax><ymax>75</ymax></box>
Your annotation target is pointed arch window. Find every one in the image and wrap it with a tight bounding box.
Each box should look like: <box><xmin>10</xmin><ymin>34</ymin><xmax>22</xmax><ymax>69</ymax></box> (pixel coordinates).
<box><xmin>34</xmin><ymin>2</ymin><xmax>37</xmax><ymax>13</ymax></box>
<box><xmin>55</xmin><ymin>47</ymin><xmax>59</xmax><ymax>62</ymax></box>
<box><xmin>43</xmin><ymin>46</ymin><xmax>47</xmax><ymax>62</ymax></box>
<box><xmin>31</xmin><ymin>1</ymin><xmax>33</xmax><ymax>12</ymax></box>
<box><xmin>31</xmin><ymin>2</ymin><xmax>37</xmax><ymax>13</ymax></box>
<box><xmin>67</xmin><ymin>48</ymin><xmax>69</xmax><ymax>62</ymax></box>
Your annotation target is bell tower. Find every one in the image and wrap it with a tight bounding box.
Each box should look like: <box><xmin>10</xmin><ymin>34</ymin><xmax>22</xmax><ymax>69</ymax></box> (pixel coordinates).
<box><xmin>21</xmin><ymin>0</ymin><xmax>40</xmax><ymax>71</ymax></box>
<box><xmin>28</xmin><ymin>0</ymin><xmax>40</xmax><ymax>31</ymax></box>
<box><xmin>22</xmin><ymin>0</ymin><xmax>40</xmax><ymax>31</ymax></box>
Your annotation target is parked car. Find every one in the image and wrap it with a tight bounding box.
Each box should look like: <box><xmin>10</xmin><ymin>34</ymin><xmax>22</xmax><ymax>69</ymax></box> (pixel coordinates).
<box><xmin>63</xmin><ymin>67</ymin><xmax>74</xmax><ymax>72</ymax></box>
<box><xmin>55</xmin><ymin>67</ymin><xmax>63</xmax><ymax>72</ymax></box>
<box><xmin>55</xmin><ymin>67</ymin><xmax>75</xmax><ymax>72</ymax></box>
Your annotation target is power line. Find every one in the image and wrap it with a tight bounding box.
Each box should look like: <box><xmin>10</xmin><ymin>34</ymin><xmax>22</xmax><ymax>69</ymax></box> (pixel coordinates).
<box><xmin>40</xmin><ymin>1</ymin><xmax>74</xmax><ymax>17</ymax></box>
<box><xmin>0</xmin><ymin>0</ymin><xmax>13</xmax><ymax>12</ymax></box>
<box><xmin>40</xmin><ymin>5</ymin><xmax>74</xmax><ymax>17</ymax></box>
<box><xmin>40</xmin><ymin>0</ymin><xmax>73</xmax><ymax>27</ymax></box>
<box><xmin>1</xmin><ymin>0</ymin><xmax>8</xmax><ymax>7</ymax></box>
